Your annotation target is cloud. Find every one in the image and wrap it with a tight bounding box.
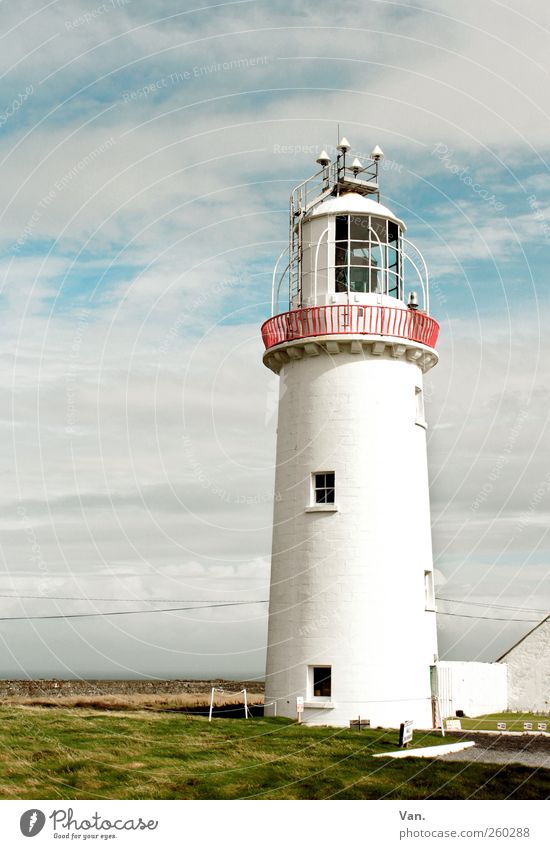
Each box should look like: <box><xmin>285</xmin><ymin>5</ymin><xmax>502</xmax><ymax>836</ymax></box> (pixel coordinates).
<box><xmin>0</xmin><ymin>0</ymin><xmax>548</xmax><ymax>677</ymax></box>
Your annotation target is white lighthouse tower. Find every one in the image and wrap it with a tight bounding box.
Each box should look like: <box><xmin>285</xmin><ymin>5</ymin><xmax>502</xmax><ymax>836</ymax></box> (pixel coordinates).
<box><xmin>262</xmin><ymin>139</ymin><xmax>440</xmax><ymax>729</ymax></box>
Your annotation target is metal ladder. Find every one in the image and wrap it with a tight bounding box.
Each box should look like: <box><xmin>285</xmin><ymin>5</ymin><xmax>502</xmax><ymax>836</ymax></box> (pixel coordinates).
<box><xmin>289</xmin><ymin>189</ymin><xmax>303</xmax><ymax>308</ymax></box>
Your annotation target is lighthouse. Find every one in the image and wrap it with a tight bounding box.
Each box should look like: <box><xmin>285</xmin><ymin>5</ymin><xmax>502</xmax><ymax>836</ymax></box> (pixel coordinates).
<box><xmin>261</xmin><ymin>139</ymin><xmax>440</xmax><ymax>729</ymax></box>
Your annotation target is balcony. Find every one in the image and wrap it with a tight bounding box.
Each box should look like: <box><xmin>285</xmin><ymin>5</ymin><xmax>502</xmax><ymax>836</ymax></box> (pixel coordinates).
<box><xmin>261</xmin><ymin>304</ymin><xmax>440</xmax><ymax>351</ymax></box>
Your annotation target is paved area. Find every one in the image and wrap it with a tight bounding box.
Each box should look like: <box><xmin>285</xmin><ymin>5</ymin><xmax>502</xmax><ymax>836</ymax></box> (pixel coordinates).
<box><xmin>437</xmin><ymin>732</ymin><xmax>550</xmax><ymax>770</ymax></box>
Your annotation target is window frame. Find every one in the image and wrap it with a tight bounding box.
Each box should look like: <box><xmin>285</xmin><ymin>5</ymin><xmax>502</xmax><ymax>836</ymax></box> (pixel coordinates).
<box><xmin>332</xmin><ymin>213</ymin><xmax>403</xmax><ymax>298</ymax></box>
<box><xmin>313</xmin><ymin>471</ymin><xmax>335</xmax><ymax>504</ymax></box>
<box><xmin>309</xmin><ymin>665</ymin><xmax>332</xmax><ymax>700</ymax></box>
<box><xmin>306</xmin><ymin>471</ymin><xmax>339</xmax><ymax>512</ymax></box>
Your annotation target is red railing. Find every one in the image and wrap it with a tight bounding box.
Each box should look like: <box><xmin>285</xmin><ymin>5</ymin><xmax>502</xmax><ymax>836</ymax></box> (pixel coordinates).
<box><xmin>261</xmin><ymin>305</ymin><xmax>440</xmax><ymax>351</ymax></box>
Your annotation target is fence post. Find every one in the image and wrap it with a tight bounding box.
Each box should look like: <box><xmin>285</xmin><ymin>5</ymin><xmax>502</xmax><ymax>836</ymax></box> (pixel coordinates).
<box><xmin>208</xmin><ymin>687</ymin><xmax>215</xmax><ymax>723</ymax></box>
<box><xmin>243</xmin><ymin>688</ymin><xmax>248</xmax><ymax>719</ymax></box>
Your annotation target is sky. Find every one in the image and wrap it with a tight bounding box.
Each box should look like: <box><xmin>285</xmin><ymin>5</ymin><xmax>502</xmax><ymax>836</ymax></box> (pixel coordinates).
<box><xmin>0</xmin><ymin>0</ymin><xmax>549</xmax><ymax>681</ymax></box>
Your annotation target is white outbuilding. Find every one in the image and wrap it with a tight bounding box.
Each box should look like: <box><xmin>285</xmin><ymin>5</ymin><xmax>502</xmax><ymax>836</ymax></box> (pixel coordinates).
<box><xmin>498</xmin><ymin>616</ymin><xmax>550</xmax><ymax>714</ymax></box>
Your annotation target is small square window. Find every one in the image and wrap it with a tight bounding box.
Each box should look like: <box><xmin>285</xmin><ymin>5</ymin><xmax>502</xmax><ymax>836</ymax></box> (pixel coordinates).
<box><xmin>312</xmin><ymin>666</ymin><xmax>331</xmax><ymax>698</ymax></box>
<box><xmin>313</xmin><ymin>472</ymin><xmax>335</xmax><ymax>504</ymax></box>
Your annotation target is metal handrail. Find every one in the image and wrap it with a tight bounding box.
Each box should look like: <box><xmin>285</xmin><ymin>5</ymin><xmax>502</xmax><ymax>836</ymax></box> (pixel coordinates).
<box><xmin>271</xmin><ymin>246</ymin><xmax>290</xmax><ymax>315</ymax></box>
<box><xmin>300</xmin><ymin>233</ymin><xmax>398</xmax><ymax>302</ymax></box>
<box><xmin>261</xmin><ymin>304</ymin><xmax>440</xmax><ymax>351</ymax></box>
<box><xmin>281</xmin><ymin>232</ymin><xmax>429</xmax><ymax>314</ymax></box>
<box><xmin>313</xmin><ymin>226</ymin><xmax>329</xmax><ymax>305</ymax></box>
<box><xmin>402</xmin><ymin>237</ymin><xmax>429</xmax><ymax>313</ymax></box>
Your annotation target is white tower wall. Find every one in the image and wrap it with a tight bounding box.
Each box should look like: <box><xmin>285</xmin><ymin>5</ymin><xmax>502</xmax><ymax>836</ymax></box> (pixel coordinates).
<box><xmin>264</xmin><ymin>343</ymin><xmax>438</xmax><ymax>728</ymax></box>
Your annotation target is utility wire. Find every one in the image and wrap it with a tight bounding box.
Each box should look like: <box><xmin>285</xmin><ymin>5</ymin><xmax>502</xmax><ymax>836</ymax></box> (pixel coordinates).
<box><xmin>0</xmin><ymin>596</ymin><xmax>545</xmax><ymax>624</ymax></box>
<box><xmin>0</xmin><ymin>601</ymin><xmax>264</xmax><ymax>622</ymax></box>
<box><xmin>436</xmin><ymin>597</ymin><xmax>549</xmax><ymax>615</ymax></box>
<box><xmin>0</xmin><ymin>593</ymin><xmax>547</xmax><ymax>614</ymax></box>
<box><xmin>436</xmin><ymin>611</ymin><xmax>541</xmax><ymax>623</ymax></box>
<box><xmin>0</xmin><ymin>594</ymin><xmax>269</xmax><ymax>603</ymax></box>
<box><xmin>0</xmin><ymin>605</ymin><xmax>542</xmax><ymax>624</ymax></box>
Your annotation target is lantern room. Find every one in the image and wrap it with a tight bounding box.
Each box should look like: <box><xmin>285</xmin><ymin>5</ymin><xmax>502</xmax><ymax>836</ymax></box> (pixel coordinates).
<box><xmin>299</xmin><ymin>193</ymin><xmax>405</xmax><ymax>307</ymax></box>
<box><xmin>271</xmin><ymin>138</ymin><xmax>431</xmax><ymax>317</ymax></box>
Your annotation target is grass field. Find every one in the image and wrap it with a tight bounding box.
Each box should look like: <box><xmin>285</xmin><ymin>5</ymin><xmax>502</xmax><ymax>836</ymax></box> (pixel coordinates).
<box><xmin>0</xmin><ymin>707</ymin><xmax>548</xmax><ymax>800</ymax></box>
<box><xmin>450</xmin><ymin>713</ymin><xmax>550</xmax><ymax>732</ymax></box>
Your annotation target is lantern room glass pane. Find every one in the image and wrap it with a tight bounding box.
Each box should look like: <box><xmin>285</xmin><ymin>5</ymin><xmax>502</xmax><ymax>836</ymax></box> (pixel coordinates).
<box><xmin>349</xmin><ymin>215</ymin><xmax>370</xmax><ymax>241</ymax></box>
<box><xmin>334</xmin><ymin>215</ymin><xmax>349</xmax><ymax>292</ymax></box>
<box><xmin>388</xmin><ymin>220</ymin><xmax>400</xmax><ymax>297</ymax></box>
<box><xmin>371</xmin><ymin>216</ymin><xmax>387</xmax><ymax>241</ymax></box>
<box><xmin>335</xmin><ymin>244</ymin><xmax>348</xmax><ymax>267</ymax></box>
<box><xmin>388</xmin><ymin>270</ymin><xmax>399</xmax><ymax>298</ymax></box>
<box><xmin>331</xmin><ymin>213</ymin><xmax>402</xmax><ymax>297</ymax></box>
<box><xmin>335</xmin><ymin>215</ymin><xmax>348</xmax><ymax>242</ymax></box>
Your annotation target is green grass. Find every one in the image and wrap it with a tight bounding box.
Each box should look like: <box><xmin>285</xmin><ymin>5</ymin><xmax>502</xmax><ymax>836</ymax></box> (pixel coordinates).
<box><xmin>0</xmin><ymin>707</ymin><xmax>547</xmax><ymax>800</ymax></box>
<box><xmin>451</xmin><ymin>712</ymin><xmax>550</xmax><ymax>732</ymax></box>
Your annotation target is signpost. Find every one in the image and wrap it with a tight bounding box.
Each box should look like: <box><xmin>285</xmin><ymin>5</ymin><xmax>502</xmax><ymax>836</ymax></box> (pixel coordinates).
<box><xmin>296</xmin><ymin>696</ymin><xmax>304</xmax><ymax>723</ymax></box>
<box><xmin>350</xmin><ymin>716</ymin><xmax>370</xmax><ymax>730</ymax></box>
<box><xmin>399</xmin><ymin>720</ymin><xmax>414</xmax><ymax>748</ymax></box>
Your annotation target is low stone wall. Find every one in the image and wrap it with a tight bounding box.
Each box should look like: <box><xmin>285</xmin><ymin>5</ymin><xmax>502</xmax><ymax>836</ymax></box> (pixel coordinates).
<box><xmin>0</xmin><ymin>679</ymin><xmax>264</xmax><ymax>699</ymax></box>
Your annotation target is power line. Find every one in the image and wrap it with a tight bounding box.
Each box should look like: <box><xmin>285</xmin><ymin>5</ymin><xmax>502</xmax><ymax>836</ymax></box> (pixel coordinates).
<box><xmin>0</xmin><ymin>605</ymin><xmax>542</xmax><ymax>624</ymax></box>
<box><xmin>436</xmin><ymin>597</ymin><xmax>549</xmax><ymax>615</ymax></box>
<box><xmin>0</xmin><ymin>595</ymin><xmax>545</xmax><ymax>624</ymax></box>
<box><xmin>0</xmin><ymin>594</ymin><xmax>269</xmax><ymax>603</ymax></box>
<box><xmin>0</xmin><ymin>592</ymin><xmax>547</xmax><ymax>617</ymax></box>
<box><xmin>436</xmin><ymin>611</ymin><xmax>541</xmax><ymax>623</ymax></box>
<box><xmin>0</xmin><ymin>601</ymin><xmax>266</xmax><ymax>622</ymax></box>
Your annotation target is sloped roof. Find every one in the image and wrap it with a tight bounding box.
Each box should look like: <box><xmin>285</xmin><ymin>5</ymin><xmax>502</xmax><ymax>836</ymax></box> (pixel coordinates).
<box><xmin>497</xmin><ymin>614</ymin><xmax>550</xmax><ymax>661</ymax></box>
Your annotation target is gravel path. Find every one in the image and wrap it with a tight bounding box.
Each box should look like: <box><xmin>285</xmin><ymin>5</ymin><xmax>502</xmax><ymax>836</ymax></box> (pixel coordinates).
<box><xmin>438</xmin><ymin>732</ymin><xmax>550</xmax><ymax>769</ymax></box>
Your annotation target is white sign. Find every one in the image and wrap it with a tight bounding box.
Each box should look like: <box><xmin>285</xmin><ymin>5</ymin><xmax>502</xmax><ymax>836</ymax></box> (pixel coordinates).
<box><xmin>523</xmin><ymin>722</ymin><xmax>533</xmax><ymax>730</ymax></box>
<box><xmin>296</xmin><ymin>697</ymin><xmax>304</xmax><ymax>714</ymax></box>
<box><xmin>497</xmin><ymin>722</ymin><xmax>506</xmax><ymax>730</ymax></box>
<box><xmin>445</xmin><ymin>718</ymin><xmax>462</xmax><ymax>731</ymax></box>
<box><xmin>399</xmin><ymin>720</ymin><xmax>414</xmax><ymax>747</ymax></box>
<box><xmin>537</xmin><ymin>722</ymin><xmax>547</xmax><ymax>731</ymax></box>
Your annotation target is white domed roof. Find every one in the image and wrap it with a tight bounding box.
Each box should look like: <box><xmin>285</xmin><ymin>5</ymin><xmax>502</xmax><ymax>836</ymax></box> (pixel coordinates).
<box><xmin>306</xmin><ymin>192</ymin><xmax>405</xmax><ymax>230</ymax></box>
